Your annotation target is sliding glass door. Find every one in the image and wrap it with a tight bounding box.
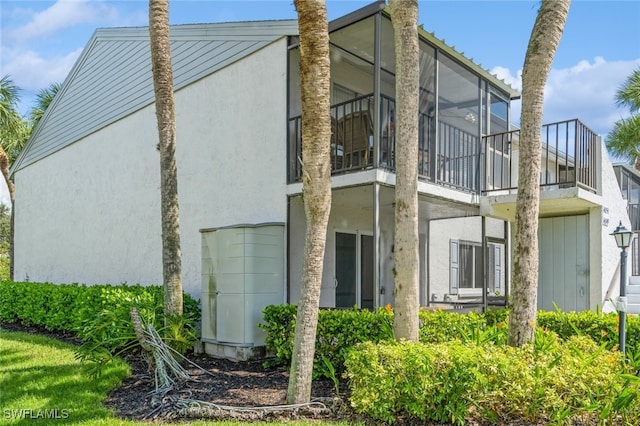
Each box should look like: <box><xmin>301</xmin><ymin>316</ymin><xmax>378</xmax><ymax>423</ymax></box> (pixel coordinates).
<box><xmin>335</xmin><ymin>232</ymin><xmax>374</xmax><ymax>308</ymax></box>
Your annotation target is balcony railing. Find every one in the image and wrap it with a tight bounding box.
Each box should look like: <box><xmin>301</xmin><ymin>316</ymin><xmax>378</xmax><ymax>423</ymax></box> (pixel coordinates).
<box><xmin>289</xmin><ymin>96</ymin><xmax>598</xmax><ymax>195</ymax></box>
<box><xmin>437</xmin><ymin>120</ymin><xmax>481</xmax><ymax>192</ymax></box>
<box><xmin>289</xmin><ymin>94</ymin><xmax>377</xmax><ymax>181</ymax></box>
<box><xmin>483</xmin><ymin>119</ymin><xmax>598</xmax><ymax>193</ymax></box>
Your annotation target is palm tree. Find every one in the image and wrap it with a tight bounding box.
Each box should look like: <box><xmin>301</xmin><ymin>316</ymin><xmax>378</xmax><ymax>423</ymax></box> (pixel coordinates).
<box><xmin>149</xmin><ymin>0</ymin><xmax>183</xmax><ymax>318</ymax></box>
<box><xmin>389</xmin><ymin>0</ymin><xmax>420</xmax><ymax>342</ymax></box>
<box><xmin>0</xmin><ymin>75</ymin><xmax>29</xmax><ymax>181</ymax></box>
<box><xmin>0</xmin><ymin>75</ymin><xmax>30</xmax><ymax>280</ymax></box>
<box><xmin>287</xmin><ymin>0</ymin><xmax>332</xmax><ymax>405</ymax></box>
<box><xmin>0</xmin><ymin>75</ymin><xmax>23</xmax><ymax>134</ymax></box>
<box><xmin>29</xmin><ymin>82</ymin><xmax>62</xmax><ymax>127</ymax></box>
<box><xmin>606</xmin><ymin>68</ymin><xmax>640</xmax><ymax>169</ymax></box>
<box><xmin>509</xmin><ymin>0</ymin><xmax>571</xmax><ymax>347</ymax></box>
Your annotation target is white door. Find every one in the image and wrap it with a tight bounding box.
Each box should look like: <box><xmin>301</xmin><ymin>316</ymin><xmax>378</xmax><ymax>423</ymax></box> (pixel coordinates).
<box><xmin>538</xmin><ymin>215</ymin><xmax>589</xmax><ymax>311</ymax></box>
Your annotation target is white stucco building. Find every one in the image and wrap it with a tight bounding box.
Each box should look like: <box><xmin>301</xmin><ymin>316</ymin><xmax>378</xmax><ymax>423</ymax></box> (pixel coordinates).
<box><xmin>11</xmin><ymin>1</ymin><xmax>632</xmax><ymax>357</ymax></box>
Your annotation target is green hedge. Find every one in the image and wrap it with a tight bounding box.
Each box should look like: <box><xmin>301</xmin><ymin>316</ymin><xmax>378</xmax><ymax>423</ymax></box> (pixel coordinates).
<box><xmin>537</xmin><ymin>309</ymin><xmax>640</xmax><ymax>352</ymax></box>
<box><xmin>345</xmin><ymin>335</ymin><xmax>640</xmax><ymax>424</ymax></box>
<box><xmin>0</xmin><ymin>281</ymin><xmax>200</xmax><ymax>356</ymax></box>
<box><xmin>260</xmin><ymin>305</ymin><xmax>507</xmax><ymax>378</ymax></box>
<box><xmin>261</xmin><ymin>304</ymin><xmax>639</xmax><ymax>379</ymax></box>
<box><xmin>260</xmin><ymin>304</ymin><xmax>394</xmax><ymax>378</ymax></box>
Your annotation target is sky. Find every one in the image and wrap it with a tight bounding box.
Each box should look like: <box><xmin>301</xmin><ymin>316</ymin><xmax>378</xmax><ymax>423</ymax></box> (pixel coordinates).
<box><xmin>0</xmin><ymin>0</ymin><xmax>639</xmax><ymax>206</ymax></box>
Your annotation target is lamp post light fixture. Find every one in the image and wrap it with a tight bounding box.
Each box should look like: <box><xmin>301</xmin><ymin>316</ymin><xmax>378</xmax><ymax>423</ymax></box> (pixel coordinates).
<box><xmin>611</xmin><ymin>221</ymin><xmax>633</xmax><ymax>353</ymax></box>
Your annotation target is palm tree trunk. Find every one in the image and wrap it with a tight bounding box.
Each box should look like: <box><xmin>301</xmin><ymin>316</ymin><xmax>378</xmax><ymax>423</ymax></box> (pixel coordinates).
<box><xmin>390</xmin><ymin>0</ymin><xmax>420</xmax><ymax>341</ymax></box>
<box><xmin>0</xmin><ymin>146</ymin><xmax>15</xmax><ymax>279</ymax></box>
<box><xmin>509</xmin><ymin>0</ymin><xmax>570</xmax><ymax>347</ymax></box>
<box><xmin>149</xmin><ymin>0</ymin><xmax>183</xmax><ymax>318</ymax></box>
<box><xmin>287</xmin><ymin>0</ymin><xmax>332</xmax><ymax>405</ymax></box>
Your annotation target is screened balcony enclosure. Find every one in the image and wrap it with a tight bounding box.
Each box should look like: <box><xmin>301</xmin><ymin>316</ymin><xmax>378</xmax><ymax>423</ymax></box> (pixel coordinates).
<box><xmin>287</xmin><ymin>7</ymin><xmax>599</xmax><ymax>196</ymax></box>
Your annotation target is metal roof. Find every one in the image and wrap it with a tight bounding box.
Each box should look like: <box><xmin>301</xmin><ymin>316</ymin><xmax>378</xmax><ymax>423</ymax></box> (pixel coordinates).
<box><xmin>12</xmin><ymin>20</ymin><xmax>298</xmax><ymax>173</ymax></box>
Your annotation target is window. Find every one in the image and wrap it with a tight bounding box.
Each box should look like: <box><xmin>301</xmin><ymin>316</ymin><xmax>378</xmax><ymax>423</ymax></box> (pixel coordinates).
<box><xmin>488</xmin><ymin>90</ymin><xmax>509</xmax><ymax>134</ymax></box>
<box><xmin>632</xmin><ymin>179</ymin><xmax>640</xmax><ymax>204</ymax></box>
<box><xmin>450</xmin><ymin>240</ymin><xmax>502</xmax><ymax>296</ymax></box>
<box><xmin>622</xmin><ymin>173</ymin><xmax>629</xmax><ymax>200</ymax></box>
<box><xmin>487</xmin><ymin>243</ymin><xmax>503</xmax><ymax>294</ymax></box>
<box><xmin>633</xmin><ymin>233</ymin><xmax>640</xmax><ymax>276</ymax></box>
<box><xmin>460</xmin><ymin>242</ymin><xmax>482</xmax><ymax>291</ymax></box>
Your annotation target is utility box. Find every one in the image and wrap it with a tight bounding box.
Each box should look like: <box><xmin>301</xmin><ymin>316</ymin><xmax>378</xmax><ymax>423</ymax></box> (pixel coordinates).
<box><xmin>200</xmin><ymin>223</ymin><xmax>284</xmax><ymax>360</ymax></box>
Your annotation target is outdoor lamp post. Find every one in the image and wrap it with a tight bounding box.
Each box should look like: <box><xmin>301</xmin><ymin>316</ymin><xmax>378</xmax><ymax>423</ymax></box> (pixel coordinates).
<box><xmin>611</xmin><ymin>221</ymin><xmax>633</xmax><ymax>353</ymax></box>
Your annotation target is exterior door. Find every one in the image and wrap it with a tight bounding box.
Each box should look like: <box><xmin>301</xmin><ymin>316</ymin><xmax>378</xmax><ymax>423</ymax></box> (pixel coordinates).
<box><xmin>335</xmin><ymin>232</ymin><xmax>374</xmax><ymax>308</ymax></box>
<box><xmin>538</xmin><ymin>215</ymin><xmax>589</xmax><ymax>311</ymax></box>
<box><xmin>360</xmin><ymin>234</ymin><xmax>374</xmax><ymax>309</ymax></box>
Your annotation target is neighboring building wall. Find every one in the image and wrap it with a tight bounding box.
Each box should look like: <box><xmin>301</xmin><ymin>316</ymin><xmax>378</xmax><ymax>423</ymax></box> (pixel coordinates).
<box><xmin>598</xmin><ymin>145</ymin><xmax>633</xmax><ymax>311</ymax></box>
<box><xmin>13</xmin><ymin>39</ymin><xmax>289</xmax><ymax>296</ymax></box>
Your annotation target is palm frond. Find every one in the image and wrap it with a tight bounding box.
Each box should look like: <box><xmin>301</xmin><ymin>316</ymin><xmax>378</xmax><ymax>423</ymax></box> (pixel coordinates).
<box><xmin>606</xmin><ymin>115</ymin><xmax>640</xmax><ymax>165</ymax></box>
<box><xmin>29</xmin><ymin>82</ymin><xmax>62</xmax><ymax>126</ymax></box>
<box><xmin>615</xmin><ymin>68</ymin><xmax>640</xmax><ymax>113</ymax></box>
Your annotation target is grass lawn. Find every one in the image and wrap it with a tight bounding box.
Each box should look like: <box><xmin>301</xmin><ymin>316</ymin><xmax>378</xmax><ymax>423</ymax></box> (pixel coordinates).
<box><xmin>0</xmin><ymin>329</ymin><xmax>354</xmax><ymax>426</ymax></box>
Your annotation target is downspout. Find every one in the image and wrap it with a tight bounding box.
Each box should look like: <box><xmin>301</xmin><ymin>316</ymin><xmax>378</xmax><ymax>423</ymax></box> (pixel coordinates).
<box><xmin>373</xmin><ymin>10</ymin><xmax>382</xmax><ymax>307</ymax></box>
<box><xmin>374</xmin><ymin>183</ymin><xmax>381</xmax><ymax>307</ymax></box>
<box><xmin>372</xmin><ymin>10</ymin><xmax>382</xmax><ymax>168</ymax></box>
<box><xmin>482</xmin><ymin>216</ymin><xmax>487</xmax><ymax>312</ymax></box>
<box><xmin>286</xmin><ymin>195</ymin><xmax>291</xmax><ymax>303</ymax></box>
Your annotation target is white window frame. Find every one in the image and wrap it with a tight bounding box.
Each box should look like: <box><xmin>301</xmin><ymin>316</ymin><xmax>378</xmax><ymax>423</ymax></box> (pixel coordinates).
<box><xmin>450</xmin><ymin>239</ymin><xmax>502</xmax><ymax>297</ymax></box>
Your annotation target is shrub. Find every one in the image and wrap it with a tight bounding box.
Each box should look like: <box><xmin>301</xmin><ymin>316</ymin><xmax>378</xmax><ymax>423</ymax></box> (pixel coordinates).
<box><xmin>260</xmin><ymin>305</ymin><xmax>508</xmax><ymax>379</ymax></box>
<box><xmin>260</xmin><ymin>303</ymin><xmax>297</xmax><ymax>366</ymax></box>
<box><xmin>418</xmin><ymin>309</ymin><xmax>488</xmax><ymax>343</ymax></box>
<box><xmin>345</xmin><ymin>333</ymin><xmax>640</xmax><ymax>424</ymax></box>
<box><xmin>0</xmin><ymin>281</ymin><xmax>200</xmax><ymax>371</ymax></box>
<box><xmin>536</xmin><ymin>308</ymin><xmax>640</xmax><ymax>352</ymax></box>
<box><xmin>260</xmin><ymin>304</ymin><xmax>394</xmax><ymax>378</ymax></box>
<box><xmin>346</xmin><ymin>340</ymin><xmax>483</xmax><ymax>424</ymax></box>
<box><xmin>260</xmin><ymin>305</ymin><xmax>526</xmax><ymax>378</ymax></box>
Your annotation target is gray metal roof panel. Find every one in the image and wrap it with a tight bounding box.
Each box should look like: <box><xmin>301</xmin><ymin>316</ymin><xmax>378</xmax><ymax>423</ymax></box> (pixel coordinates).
<box><xmin>12</xmin><ymin>20</ymin><xmax>298</xmax><ymax>173</ymax></box>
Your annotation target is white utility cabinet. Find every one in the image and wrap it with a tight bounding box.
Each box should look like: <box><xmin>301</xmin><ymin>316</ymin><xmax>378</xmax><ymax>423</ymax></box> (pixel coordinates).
<box><xmin>200</xmin><ymin>223</ymin><xmax>284</xmax><ymax>356</ymax></box>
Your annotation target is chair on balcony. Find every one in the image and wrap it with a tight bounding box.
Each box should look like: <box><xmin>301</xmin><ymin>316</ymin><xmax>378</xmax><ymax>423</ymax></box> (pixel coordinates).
<box><xmin>339</xmin><ymin>110</ymin><xmax>373</xmax><ymax>169</ymax></box>
<box><xmin>330</xmin><ymin>116</ymin><xmax>344</xmax><ymax>170</ymax></box>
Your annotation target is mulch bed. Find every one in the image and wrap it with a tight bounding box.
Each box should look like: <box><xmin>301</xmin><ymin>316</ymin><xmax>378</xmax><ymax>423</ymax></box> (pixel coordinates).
<box><xmin>0</xmin><ymin>321</ymin><xmax>356</xmax><ymax>423</ymax></box>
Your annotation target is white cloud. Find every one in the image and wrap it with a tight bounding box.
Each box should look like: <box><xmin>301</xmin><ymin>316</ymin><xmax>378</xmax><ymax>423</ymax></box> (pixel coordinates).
<box><xmin>543</xmin><ymin>57</ymin><xmax>640</xmax><ymax>136</ymax></box>
<box><xmin>9</xmin><ymin>0</ymin><xmax>119</xmax><ymax>42</ymax></box>
<box><xmin>492</xmin><ymin>57</ymin><xmax>640</xmax><ymax>137</ymax></box>
<box><xmin>491</xmin><ymin>66</ymin><xmax>522</xmax><ymax>92</ymax></box>
<box><xmin>3</xmin><ymin>48</ymin><xmax>83</xmax><ymax>92</ymax></box>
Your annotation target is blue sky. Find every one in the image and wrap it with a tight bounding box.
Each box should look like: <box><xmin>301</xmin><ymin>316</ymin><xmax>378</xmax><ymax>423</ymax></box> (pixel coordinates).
<box><xmin>0</xmin><ymin>0</ymin><xmax>639</xmax><ymax>205</ymax></box>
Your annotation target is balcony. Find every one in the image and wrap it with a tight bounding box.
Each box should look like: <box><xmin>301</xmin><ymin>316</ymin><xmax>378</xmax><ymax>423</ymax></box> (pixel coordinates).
<box><xmin>483</xmin><ymin>119</ymin><xmax>599</xmax><ymax>194</ymax></box>
<box><xmin>288</xmin><ymin>94</ymin><xmax>599</xmax><ymax>197</ymax></box>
